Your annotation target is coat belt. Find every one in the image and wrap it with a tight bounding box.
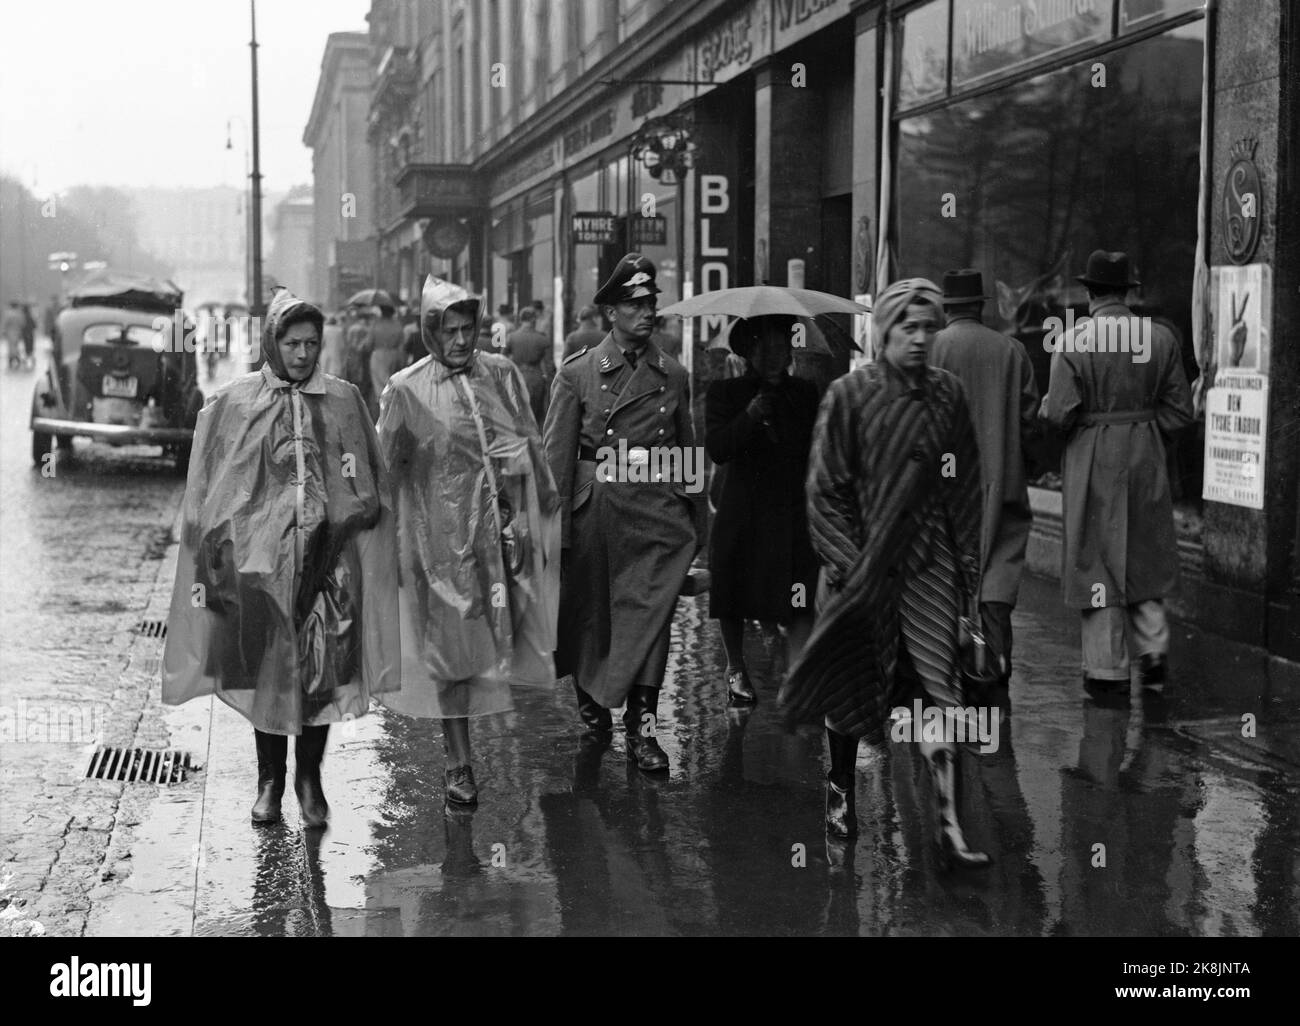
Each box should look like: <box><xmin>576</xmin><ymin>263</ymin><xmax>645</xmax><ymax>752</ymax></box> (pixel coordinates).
<box><xmin>1078</xmin><ymin>409</ymin><xmax>1156</xmax><ymax>426</ymax></box>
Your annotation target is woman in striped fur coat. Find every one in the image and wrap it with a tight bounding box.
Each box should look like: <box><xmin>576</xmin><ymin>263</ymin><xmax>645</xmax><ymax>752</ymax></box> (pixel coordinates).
<box><xmin>779</xmin><ymin>278</ymin><xmax>991</xmax><ymax>870</ymax></box>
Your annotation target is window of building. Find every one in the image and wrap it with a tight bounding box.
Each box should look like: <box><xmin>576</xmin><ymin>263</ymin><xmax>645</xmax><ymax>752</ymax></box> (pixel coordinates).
<box><xmin>894</xmin><ymin>20</ymin><xmax>1206</xmax><ymax>499</ymax></box>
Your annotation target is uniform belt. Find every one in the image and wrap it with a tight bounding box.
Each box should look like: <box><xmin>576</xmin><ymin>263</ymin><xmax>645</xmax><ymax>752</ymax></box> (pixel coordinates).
<box><xmin>1079</xmin><ymin>410</ymin><xmax>1156</xmax><ymax>426</ymax></box>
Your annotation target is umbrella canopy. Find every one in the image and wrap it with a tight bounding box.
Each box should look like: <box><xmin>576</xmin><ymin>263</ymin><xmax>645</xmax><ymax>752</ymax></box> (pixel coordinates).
<box><xmin>346</xmin><ymin>288</ymin><xmax>395</xmax><ymax>309</ymax></box>
<box><xmin>659</xmin><ymin>285</ymin><xmax>870</xmax><ymax>320</ymax></box>
<box><xmin>706</xmin><ymin>314</ymin><xmax>861</xmax><ymax>357</ymax></box>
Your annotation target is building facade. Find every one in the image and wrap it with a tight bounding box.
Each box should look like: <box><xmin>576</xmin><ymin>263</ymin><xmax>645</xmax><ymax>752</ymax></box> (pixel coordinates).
<box><xmin>266</xmin><ymin>190</ymin><xmax>316</xmax><ymax>299</ymax></box>
<box><xmin>304</xmin><ymin>31</ymin><xmax>377</xmax><ymax>309</ymax></box>
<box><xmin>344</xmin><ymin>0</ymin><xmax>1297</xmax><ymax>664</ymax></box>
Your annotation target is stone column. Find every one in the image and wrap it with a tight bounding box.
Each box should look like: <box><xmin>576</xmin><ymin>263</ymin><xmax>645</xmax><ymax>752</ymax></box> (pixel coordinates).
<box><xmin>1202</xmin><ymin>0</ymin><xmax>1300</xmax><ymax>659</ymax></box>
<box><xmin>753</xmin><ymin>59</ymin><xmax>826</xmax><ymax>287</ymax></box>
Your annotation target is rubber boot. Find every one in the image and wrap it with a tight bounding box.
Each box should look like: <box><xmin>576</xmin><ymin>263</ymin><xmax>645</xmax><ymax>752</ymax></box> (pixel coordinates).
<box><xmin>623</xmin><ymin>687</ymin><xmax>669</xmax><ymax>772</ymax></box>
<box><xmin>251</xmin><ymin>730</ymin><xmax>287</xmax><ymax>825</ymax></box>
<box><xmin>574</xmin><ymin>680</ymin><xmax>612</xmax><ymax>733</ymax></box>
<box><xmin>927</xmin><ymin>748</ymin><xmax>991</xmax><ymax>871</ymax></box>
<box><xmin>825</xmin><ymin>728</ymin><xmax>859</xmax><ymax>838</ymax></box>
<box><xmin>294</xmin><ymin>725</ymin><xmax>330</xmax><ymax>829</ymax></box>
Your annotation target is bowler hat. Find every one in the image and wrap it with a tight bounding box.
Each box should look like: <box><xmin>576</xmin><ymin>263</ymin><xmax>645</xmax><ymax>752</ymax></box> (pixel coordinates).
<box><xmin>1076</xmin><ymin>250</ymin><xmax>1140</xmax><ymax>289</ymax></box>
<box><xmin>940</xmin><ymin>268</ymin><xmax>990</xmax><ymax>305</ymax></box>
<box><xmin>594</xmin><ymin>253</ymin><xmax>661</xmax><ymax>306</ymax></box>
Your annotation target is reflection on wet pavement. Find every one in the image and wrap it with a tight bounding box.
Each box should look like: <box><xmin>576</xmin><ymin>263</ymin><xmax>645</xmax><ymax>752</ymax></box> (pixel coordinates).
<box><xmin>133</xmin><ymin>574</ymin><xmax>1300</xmax><ymax>936</ymax></box>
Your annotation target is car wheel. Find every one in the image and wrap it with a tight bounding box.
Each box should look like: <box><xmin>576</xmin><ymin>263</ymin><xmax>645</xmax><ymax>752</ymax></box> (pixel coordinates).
<box><xmin>31</xmin><ymin>430</ymin><xmax>54</xmax><ymax>467</ymax></box>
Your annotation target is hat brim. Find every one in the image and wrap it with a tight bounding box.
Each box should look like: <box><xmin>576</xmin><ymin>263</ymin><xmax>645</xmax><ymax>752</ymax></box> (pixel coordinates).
<box><xmin>1075</xmin><ymin>275</ymin><xmax>1141</xmax><ymax>288</ymax></box>
<box><xmin>594</xmin><ymin>284</ymin><xmax>662</xmax><ymax>305</ymax></box>
<box><xmin>940</xmin><ymin>294</ymin><xmax>991</xmax><ymax>304</ymax></box>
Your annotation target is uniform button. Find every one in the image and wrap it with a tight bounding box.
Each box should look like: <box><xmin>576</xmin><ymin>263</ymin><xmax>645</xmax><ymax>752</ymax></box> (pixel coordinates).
<box><xmin>659</xmin><ymin>386</ymin><xmax>665</xmax><ymax>393</ymax></box>
<box><xmin>603</xmin><ymin>409</ymin><xmax>610</xmax><ymax>415</ymax></box>
<box><xmin>658</xmin><ymin>428</ymin><xmax>665</xmax><ymax>435</ymax></box>
<box><xmin>601</xmin><ymin>384</ymin><xmax>608</xmax><ymax>391</ymax></box>
<box><xmin>606</xmin><ymin>428</ymin><xmax>614</xmax><ymax>436</ymax></box>
<box><xmin>659</xmin><ymin>407</ymin><xmax>666</xmax><ymax>413</ymax></box>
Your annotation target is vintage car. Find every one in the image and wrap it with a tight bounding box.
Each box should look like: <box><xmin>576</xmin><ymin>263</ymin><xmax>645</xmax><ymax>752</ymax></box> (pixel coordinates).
<box><xmin>30</xmin><ymin>270</ymin><xmax>204</xmax><ymax>472</ymax></box>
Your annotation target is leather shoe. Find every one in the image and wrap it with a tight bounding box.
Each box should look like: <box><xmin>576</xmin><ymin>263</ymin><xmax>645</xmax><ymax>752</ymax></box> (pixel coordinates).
<box><xmin>725</xmin><ymin>668</ymin><xmax>757</xmax><ymax>705</ymax></box>
<box><xmin>445</xmin><ymin>764</ymin><xmax>479</xmax><ymax>805</ymax></box>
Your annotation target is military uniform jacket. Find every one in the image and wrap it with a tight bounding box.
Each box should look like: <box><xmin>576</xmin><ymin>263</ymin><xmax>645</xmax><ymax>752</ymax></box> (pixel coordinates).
<box><xmin>542</xmin><ymin>333</ymin><xmax>704</xmax><ymax>706</ymax></box>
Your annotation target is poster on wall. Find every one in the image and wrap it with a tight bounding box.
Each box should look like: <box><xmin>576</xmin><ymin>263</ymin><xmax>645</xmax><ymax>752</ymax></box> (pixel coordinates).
<box><xmin>1202</xmin><ymin>371</ymin><xmax>1267</xmax><ymax>509</ymax></box>
<box><xmin>1211</xmin><ymin>263</ymin><xmax>1271</xmax><ymax>375</ymax></box>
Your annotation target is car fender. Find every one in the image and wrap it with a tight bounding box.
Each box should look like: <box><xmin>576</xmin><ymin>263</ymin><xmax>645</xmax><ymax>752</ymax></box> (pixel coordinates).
<box><xmin>30</xmin><ymin>363</ymin><xmax>68</xmax><ymax>425</ymax></box>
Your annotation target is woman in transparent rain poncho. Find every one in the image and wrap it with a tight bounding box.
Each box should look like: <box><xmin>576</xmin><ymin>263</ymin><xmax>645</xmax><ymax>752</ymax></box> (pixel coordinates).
<box><xmin>377</xmin><ymin>275</ymin><xmax>560</xmax><ymax>806</ymax></box>
<box><xmin>162</xmin><ymin>287</ymin><xmax>400</xmax><ymax>829</ymax></box>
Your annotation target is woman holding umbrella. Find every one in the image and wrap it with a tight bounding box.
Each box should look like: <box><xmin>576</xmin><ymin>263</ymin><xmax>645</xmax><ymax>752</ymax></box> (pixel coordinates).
<box><xmin>705</xmin><ymin>315</ymin><xmax>820</xmax><ymax>704</ymax></box>
<box><xmin>162</xmin><ymin>287</ymin><xmax>401</xmax><ymax>829</ymax></box>
<box><xmin>376</xmin><ymin>275</ymin><xmax>560</xmax><ymax>806</ymax></box>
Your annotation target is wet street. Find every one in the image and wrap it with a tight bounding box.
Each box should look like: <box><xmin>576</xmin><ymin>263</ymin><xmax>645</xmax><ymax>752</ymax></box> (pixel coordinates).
<box><xmin>2</xmin><ymin>345</ymin><xmax>1299</xmax><ymax>937</ymax></box>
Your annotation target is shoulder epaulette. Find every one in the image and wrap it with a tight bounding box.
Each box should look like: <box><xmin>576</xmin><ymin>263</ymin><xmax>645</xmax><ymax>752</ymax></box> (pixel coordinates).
<box><xmin>562</xmin><ymin>346</ymin><xmax>588</xmax><ymax>364</ymax></box>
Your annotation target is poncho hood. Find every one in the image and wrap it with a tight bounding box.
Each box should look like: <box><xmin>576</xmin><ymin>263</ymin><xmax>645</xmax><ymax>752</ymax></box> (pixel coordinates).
<box><xmin>420</xmin><ymin>274</ymin><xmax>484</xmax><ymax>371</ymax></box>
<box><xmin>261</xmin><ymin>286</ymin><xmax>324</xmax><ymax>381</ymax></box>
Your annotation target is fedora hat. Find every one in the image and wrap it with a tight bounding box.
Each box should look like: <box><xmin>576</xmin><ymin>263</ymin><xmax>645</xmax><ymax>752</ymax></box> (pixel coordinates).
<box><xmin>1076</xmin><ymin>249</ymin><xmax>1141</xmax><ymax>289</ymax></box>
<box><xmin>940</xmin><ymin>268</ymin><xmax>991</xmax><ymax>304</ymax></box>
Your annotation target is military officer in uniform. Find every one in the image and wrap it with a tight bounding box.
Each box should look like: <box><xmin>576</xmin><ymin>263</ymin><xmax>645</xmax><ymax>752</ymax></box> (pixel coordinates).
<box><xmin>543</xmin><ymin>254</ymin><xmax>705</xmax><ymax>772</ymax></box>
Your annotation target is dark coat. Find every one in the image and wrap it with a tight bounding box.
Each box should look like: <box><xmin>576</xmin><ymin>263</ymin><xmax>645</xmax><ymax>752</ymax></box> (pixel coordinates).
<box><xmin>779</xmin><ymin>361</ymin><xmax>983</xmax><ymax>742</ymax></box>
<box><xmin>508</xmin><ymin>325</ymin><xmax>554</xmax><ymax>425</ymax></box>
<box><xmin>1039</xmin><ymin>300</ymin><xmax>1194</xmax><ymax>608</ymax></box>
<box><xmin>705</xmin><ymin>370</ymin><xmax>820</xmax><ymax>621</ymax></box>
<box><xmin>542</xmin><ymin>333</ymin><xmax>704</xmax><ymax>707</ymax></box>
<box><xmin>931</xmin><ymin>314</ymin><xmax>1039</xmax><ymax>605</ymax></box>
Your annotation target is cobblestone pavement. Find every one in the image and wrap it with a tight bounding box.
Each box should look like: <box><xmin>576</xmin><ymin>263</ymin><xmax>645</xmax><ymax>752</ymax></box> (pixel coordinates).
<box><xmin>0</xmin><ymin>346</ymin><xmax>236</xmax><ymax>936</ymax></box>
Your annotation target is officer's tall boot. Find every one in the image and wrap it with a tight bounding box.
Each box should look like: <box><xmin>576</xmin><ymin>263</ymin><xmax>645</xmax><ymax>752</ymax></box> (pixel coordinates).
<box><xmin>825</xmin><ymin>728</ymin><xmax>858</xmax><ymax>838</ymax></box>
<box><xmin>294</xmin><ymin>725</ymin><xmax>330</xmax><ymax>829</ymax></box>
<box><xmin>574</xmin><ymin>680</ymin><xmax>612</xmax><ymax>733</ymax></box>
<box><xmin>927</xmin><ymin>748</ymin><xmax>991</xmax><ymax>872</ymax></box>
<box><xmin>623</xmin><ymin>686</ymin><xmax>669</xmax><ymax>772</ymax></box>
<box><xmin>251</xmin><ymin>730</ymin><xmax>287</xmax><ymax>825</ymax></box>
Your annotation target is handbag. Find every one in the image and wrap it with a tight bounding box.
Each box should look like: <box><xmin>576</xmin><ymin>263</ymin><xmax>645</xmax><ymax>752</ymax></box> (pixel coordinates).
<box><xmin>956</xmin><ymin>584</ymin><xmax>1003</xmax><ymax>693</ymax></box>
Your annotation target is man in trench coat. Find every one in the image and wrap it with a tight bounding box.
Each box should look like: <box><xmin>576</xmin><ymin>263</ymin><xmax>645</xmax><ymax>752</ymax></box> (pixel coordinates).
<box><xmin>1040</xmin><ymin>250</ymin><xmax>1194</xmax><ymax>694</ymax></box>
<box><xmin>543</xmin><ymin>254</ymin><xmax>705</xmax><ymax>772</ymax></box>
<box><xmin>931</xmin><ymin>268</ymin><xmax>1039</xmax><ymax>685</ymax></box>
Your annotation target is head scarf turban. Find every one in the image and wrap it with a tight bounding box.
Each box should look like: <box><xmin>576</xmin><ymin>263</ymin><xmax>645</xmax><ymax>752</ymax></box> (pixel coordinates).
<box><xmin>873</xmin><ymin>277</ymin><xmax>944</xmax><ymax>343</ymax></box>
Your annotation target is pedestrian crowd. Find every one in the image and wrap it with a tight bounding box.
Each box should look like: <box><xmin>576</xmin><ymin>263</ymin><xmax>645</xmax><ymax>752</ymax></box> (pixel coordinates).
<box><xmin>160</xmin><ymin>246</ymin><xmax>1194</xmax><ymax>875</ymax></box>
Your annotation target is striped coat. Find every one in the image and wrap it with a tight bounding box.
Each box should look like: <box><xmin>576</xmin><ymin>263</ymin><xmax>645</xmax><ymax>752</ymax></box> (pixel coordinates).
<box><xmin>778</xmin><ymin>361</ymin><xmax>983</xmax><ymax>742</ymax></box>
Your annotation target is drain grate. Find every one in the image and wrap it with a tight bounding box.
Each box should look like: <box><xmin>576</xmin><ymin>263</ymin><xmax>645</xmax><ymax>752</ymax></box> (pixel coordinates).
<box><xmin>135</xmin><ymin>619</ymin><xmax>167</xmax><ymax>639</ymax></box>
<box><xmin>85</xmin><ymin>746</ymin><xmax>193</xmax><ymax>784</ymax></box>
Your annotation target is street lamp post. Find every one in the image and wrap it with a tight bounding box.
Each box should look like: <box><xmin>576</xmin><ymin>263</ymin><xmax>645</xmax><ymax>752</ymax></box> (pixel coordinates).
<box><xmin>226</xmin><ymin>118</ymin><xmax>251</xmax><ymax>308</ymax></box>
<box><xmin>248</xmin><ymin>0</ymin><xmax>265</xmax><ymax>323</ymax></box>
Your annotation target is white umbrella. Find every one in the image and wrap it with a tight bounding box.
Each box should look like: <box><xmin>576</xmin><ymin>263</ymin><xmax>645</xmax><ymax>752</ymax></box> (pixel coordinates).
<box><xmin>659</xmin><ymin>285</ymin><xmax>870</xmax><ymax>320</ymax></box>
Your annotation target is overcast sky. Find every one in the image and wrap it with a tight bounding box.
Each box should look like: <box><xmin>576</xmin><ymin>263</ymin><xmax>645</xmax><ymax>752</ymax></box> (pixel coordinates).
<box><xmin>0</xmin><ymin>0</ymin><xmax>370</xmax><ymax>196</ymax></box>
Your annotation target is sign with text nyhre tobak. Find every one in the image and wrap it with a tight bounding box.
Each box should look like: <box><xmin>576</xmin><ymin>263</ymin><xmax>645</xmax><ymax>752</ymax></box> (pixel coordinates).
<box><xmin>573</xmin><ymin>212</ymin><xmax>619</xmax><ymax>246</ymax></box>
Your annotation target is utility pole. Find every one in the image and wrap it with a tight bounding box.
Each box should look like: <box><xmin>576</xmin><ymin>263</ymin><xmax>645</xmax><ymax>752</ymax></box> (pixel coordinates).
<box><xmin>249</xmin><ymin>0</ymin><xmax>265</xmax><ymax>322</ymax></box>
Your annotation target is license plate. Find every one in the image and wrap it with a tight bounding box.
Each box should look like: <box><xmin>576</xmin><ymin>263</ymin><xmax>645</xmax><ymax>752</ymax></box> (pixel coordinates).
<box><xmin>102</xmin><ymin>375</ymin><xmax>138</xmax><ymax>398</ymax></box>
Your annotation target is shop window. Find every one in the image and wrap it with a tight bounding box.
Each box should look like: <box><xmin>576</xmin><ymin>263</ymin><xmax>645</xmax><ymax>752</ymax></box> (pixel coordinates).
<box><xmin>897</xmin><ymin>0</ymin><xmax>949</xmax><ymax>110</ymax></box>
<box><xmin>894</xmin><ymin>21</ymin><xmax>1205</xmax><ymax>502</ymax></box>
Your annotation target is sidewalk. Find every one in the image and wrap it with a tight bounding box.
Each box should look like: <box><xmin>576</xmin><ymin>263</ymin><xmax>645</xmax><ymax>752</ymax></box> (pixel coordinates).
<box><xmin>82</xmin><ymin>540</ymin><xmax>1300</xmax><ymax>936</ymax></box>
